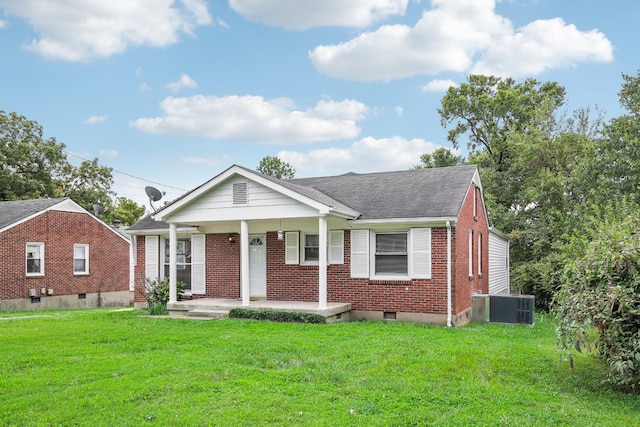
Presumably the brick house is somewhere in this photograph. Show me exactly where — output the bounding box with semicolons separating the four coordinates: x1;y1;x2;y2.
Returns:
0;198;132;310
127;164;502;326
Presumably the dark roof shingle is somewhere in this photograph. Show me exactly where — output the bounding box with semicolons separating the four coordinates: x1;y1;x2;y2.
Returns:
0;198;68;230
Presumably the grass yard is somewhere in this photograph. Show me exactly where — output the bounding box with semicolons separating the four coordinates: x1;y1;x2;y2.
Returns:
1;309;638;426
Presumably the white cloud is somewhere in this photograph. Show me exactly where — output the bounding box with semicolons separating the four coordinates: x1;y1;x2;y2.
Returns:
138;83;151;92
421;79;457;92
166;73;198;93
99;149;119;159
229;0;408;30
84;115;108;124
0;19;7;29
0;0;212;61
216;18;230;29
278;136;441;175
309;0;613;81
130;95;368;143
394;106;404;116
471;18;614;77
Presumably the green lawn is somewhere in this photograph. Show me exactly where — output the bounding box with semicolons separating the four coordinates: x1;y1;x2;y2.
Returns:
0;309;638;427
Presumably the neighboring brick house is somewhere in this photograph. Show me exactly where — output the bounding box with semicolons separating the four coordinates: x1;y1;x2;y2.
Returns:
128;164;498;326
0;198;132;310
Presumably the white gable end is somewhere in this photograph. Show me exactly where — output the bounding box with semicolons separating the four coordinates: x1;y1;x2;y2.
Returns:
167;176;321;223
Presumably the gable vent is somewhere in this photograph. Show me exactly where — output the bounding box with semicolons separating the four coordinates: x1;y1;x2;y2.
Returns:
233;182;248;205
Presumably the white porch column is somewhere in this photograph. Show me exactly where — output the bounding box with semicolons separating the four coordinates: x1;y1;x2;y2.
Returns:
240;220;250;306
169;223;177;303
318;215;328;309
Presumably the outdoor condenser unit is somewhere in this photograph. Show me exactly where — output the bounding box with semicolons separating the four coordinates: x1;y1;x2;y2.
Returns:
489;294;535;325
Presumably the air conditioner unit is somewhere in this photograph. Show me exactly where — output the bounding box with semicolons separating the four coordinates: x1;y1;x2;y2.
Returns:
489;295;535;325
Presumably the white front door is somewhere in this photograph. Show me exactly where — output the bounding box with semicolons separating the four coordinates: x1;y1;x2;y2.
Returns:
249;235;266;298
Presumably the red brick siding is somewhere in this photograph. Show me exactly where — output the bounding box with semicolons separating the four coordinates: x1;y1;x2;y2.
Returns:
266;229;451;315
0;211;129;300
133;233;241;302
451;185;489;314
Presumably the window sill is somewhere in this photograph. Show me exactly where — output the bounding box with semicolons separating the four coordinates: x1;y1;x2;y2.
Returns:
26;274;45;278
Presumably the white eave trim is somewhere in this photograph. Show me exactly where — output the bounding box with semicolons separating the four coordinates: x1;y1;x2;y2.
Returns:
126;226;199;236
350;217;458;227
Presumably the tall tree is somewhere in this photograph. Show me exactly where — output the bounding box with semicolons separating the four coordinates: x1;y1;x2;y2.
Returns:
413;147;465;169
438;75;566;172
257;156;296;179
0;110;146;224
0;110;68;200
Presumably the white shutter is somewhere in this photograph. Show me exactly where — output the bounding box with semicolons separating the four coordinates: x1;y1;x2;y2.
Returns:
328;230;344;264
145;236;159;282
350;229;369;278
410;228;431;279
285;231;299;264
191;234;206;294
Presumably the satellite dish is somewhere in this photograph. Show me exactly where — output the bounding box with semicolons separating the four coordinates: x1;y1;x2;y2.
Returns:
145;186;165;212
92;204;105;215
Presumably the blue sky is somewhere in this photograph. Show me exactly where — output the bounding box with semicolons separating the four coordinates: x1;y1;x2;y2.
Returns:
0;0;636;210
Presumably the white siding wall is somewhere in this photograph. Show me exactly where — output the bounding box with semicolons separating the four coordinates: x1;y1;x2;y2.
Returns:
168;177;320;222
488;229;510;294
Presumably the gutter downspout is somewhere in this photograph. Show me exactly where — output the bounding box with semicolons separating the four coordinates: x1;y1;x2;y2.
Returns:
446;221;452;328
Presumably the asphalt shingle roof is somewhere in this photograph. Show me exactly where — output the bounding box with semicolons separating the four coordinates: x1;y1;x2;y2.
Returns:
0;198;68;230
129;164;478;230
289;165;477;220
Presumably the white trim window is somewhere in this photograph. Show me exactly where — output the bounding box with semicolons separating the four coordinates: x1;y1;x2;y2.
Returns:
26;242;44;276
477;232;483;277
374;232;408;276
351;228;432;280
468;230;474;277
73;244;89;274
302;233;320;264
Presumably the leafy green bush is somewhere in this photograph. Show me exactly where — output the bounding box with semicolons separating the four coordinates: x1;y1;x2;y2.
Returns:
554;216;640;392
144;278;185;315
228;308;326;324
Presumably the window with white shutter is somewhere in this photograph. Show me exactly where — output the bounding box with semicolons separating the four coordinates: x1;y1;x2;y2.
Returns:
328;230;344;265
410;228;431;279
191;234;206;294
350;229;369;278
145;236;159;282
285;231;299;264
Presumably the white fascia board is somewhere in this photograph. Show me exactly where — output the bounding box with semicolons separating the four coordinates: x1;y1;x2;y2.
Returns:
126;226;199;236
156;165;341;221
350;217;458;227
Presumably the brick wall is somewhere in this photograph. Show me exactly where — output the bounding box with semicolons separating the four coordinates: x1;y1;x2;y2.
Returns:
266;229;452;315
0;211;130;301
451;184;489;314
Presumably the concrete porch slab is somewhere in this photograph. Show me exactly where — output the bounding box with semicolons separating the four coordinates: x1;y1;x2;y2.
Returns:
167;298;352;322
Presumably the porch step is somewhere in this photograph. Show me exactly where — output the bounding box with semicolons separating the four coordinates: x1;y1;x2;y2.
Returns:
186;309;229;319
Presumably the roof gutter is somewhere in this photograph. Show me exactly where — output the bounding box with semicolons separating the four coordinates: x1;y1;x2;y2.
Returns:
446;220;452;328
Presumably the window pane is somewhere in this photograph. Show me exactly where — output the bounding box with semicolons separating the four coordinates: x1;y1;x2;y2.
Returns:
27;259;41;273
27;245;40;259
305;234;319;261
74;259;86;272
305;247;319;261
74;246;85;259
375;255;408;274
376;234;407;253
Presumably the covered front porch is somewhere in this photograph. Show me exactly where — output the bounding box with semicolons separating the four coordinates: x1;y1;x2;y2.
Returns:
167;298;352;323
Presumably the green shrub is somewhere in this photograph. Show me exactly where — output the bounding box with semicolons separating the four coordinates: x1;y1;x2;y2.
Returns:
554;216;640;392
228;308;326;324
144;278;185;315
